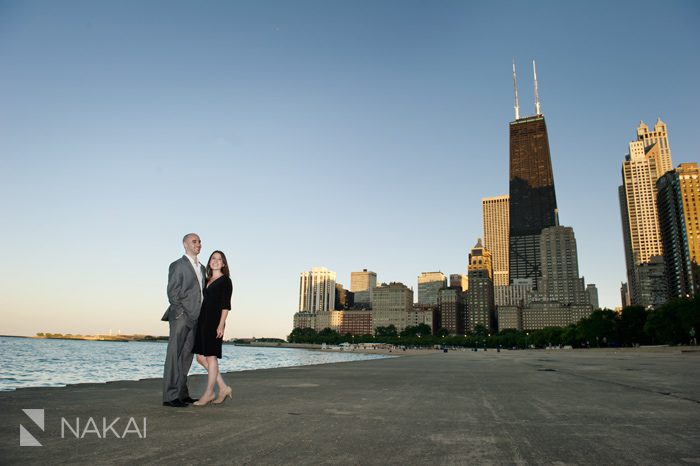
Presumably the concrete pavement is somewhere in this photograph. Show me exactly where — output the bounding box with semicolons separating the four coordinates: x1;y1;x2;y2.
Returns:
1;348;698;465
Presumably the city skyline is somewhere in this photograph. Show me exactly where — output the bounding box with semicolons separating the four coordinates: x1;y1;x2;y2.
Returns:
1;1;698;339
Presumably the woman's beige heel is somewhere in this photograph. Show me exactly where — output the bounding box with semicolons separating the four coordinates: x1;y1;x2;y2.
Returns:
213;386;232;404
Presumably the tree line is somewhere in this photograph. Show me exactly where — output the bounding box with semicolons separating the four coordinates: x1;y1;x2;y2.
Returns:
288;296;699;348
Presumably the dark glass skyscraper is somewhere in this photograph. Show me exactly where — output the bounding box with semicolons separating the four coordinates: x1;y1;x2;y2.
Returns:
508;114;559;290
656;163;700;299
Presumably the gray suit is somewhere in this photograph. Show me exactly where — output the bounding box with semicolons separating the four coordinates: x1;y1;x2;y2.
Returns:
162;255;206;403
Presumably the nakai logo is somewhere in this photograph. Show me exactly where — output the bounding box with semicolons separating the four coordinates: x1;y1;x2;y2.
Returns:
19;409;148;446
20;409;44;447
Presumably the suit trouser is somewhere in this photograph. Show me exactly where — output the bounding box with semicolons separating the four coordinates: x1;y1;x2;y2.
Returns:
162;316;196;402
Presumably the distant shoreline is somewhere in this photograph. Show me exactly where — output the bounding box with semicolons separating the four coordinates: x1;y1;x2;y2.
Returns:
2;335;697;355
0;334;166;342
0;335;421;356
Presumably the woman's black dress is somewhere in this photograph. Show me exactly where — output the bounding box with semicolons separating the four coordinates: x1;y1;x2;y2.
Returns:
193;276;233;359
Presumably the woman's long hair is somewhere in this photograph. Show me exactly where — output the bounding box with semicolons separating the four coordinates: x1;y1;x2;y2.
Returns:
206;250;230;279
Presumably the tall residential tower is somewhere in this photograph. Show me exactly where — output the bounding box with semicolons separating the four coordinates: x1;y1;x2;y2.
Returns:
619;119;672;307
298;267;336;313
656;163;700;298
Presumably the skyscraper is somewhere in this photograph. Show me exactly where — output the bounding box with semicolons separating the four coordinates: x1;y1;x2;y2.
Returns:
538;226;588;305
438;287;465;335
482;195;510;287
350;269;377;308
637;120;673;175
509;61;559;291
417;272;447;306
656;163;700;298
619;119;673;307
586;284;599;309
298;267;336;313
372;282;413;332
449;274;468;291
467;238;495;332
334;283;353;310
620;282;631;308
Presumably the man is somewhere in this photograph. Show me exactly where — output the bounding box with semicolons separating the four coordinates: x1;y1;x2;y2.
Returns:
162;233;206;407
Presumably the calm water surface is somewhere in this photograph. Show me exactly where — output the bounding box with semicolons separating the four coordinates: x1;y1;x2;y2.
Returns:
0;336;390;391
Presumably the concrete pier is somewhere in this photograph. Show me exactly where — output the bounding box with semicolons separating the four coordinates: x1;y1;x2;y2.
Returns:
1;348;698;464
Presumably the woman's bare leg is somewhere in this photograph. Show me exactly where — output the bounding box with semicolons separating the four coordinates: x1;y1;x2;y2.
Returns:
194;356;218;405
196;354;208;370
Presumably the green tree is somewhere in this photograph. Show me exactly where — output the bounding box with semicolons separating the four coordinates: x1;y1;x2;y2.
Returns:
435;327;450;338
561;324;578;346
576;309;617;346
288;327;318;343
317;328;340;344
645;297;700;344
400;324;432;338
617;306;648;346
375;325;398;338
531;327;564;348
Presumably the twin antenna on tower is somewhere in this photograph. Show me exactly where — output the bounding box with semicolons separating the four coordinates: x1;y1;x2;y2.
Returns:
512;59;541;120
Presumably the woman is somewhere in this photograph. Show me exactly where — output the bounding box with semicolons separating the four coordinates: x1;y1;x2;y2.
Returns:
192;250;233;406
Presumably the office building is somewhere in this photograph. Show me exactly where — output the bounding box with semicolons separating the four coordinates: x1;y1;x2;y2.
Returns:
538;226;588;305
483;195;510;287
351;269;377;308
292;312;316;330
417;272;447;306
635;257;668;308
496;306;522;332
494;280;532;307
467;238;495;332
586;284;599;309
438;287;465;335
298;267;336;313
372;282;413;333
408;304;435;332
657;163;700;298
334;283;353;310
509;62;559;291
521;303;594;331
337;310;373;336
620;282;631;308
498;302;593;332
449;274;468;291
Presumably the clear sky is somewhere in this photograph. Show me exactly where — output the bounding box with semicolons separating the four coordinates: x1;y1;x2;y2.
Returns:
1;0;698;339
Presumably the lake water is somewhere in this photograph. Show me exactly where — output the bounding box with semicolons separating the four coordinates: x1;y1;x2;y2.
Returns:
0;336;390;391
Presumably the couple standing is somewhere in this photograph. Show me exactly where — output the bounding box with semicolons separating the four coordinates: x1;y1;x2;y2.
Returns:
161;233;234;407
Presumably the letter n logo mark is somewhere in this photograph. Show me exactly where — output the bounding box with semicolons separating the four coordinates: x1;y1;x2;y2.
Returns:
20;409;44;447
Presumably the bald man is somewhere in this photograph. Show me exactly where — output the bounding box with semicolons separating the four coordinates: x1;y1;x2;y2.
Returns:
161;233;206;407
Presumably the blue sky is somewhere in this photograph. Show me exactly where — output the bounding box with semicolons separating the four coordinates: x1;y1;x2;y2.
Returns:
1;0;698;338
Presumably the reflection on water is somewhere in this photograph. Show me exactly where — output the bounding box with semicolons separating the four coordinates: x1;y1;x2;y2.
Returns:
0;337;390;391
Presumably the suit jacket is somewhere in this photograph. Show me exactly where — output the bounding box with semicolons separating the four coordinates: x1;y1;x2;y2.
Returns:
161;255;207;322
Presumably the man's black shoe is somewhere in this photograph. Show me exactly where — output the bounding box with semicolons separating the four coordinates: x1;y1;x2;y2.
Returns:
163;399;188;407
181;397;198;403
